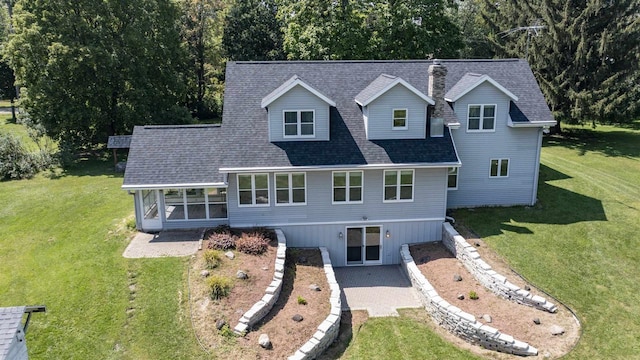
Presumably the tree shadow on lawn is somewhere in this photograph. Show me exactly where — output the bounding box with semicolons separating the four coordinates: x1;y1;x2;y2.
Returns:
452;164;607;237
48;156;125;180
544;126;640;158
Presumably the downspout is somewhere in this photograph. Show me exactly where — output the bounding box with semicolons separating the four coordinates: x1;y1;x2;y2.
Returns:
531;127;543;206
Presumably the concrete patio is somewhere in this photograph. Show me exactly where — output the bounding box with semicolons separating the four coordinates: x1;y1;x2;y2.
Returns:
334;265;422;317
123;229;203;258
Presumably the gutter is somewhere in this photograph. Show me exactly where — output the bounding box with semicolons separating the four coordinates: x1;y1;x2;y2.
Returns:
219;162;461;174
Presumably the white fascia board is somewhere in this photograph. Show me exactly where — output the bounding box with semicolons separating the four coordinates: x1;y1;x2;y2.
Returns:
507;115;557;128
121;182;228;190
446;122;461;129
220;162;461;173
261;77;336;108
358;78;435;106
445;75;519;102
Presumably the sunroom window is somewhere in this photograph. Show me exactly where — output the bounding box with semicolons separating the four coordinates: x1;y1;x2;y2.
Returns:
163;188;227;220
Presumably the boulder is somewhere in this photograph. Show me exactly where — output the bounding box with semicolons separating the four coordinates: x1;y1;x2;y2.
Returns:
292;314;304;322
533;318;541;325
258;333;271;349
216;319;226;330
200;270;210;278
453;274;463;282
482;314;492;323
309;284;321;291
457;294;465;300
550;325;565;335
225;251;235;260
236;270;248;280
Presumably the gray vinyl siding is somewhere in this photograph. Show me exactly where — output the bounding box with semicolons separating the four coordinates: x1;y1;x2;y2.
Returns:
227;168;447;227
447;82;541;208
366;85;427;140
267;85;330;141
278;220;442;267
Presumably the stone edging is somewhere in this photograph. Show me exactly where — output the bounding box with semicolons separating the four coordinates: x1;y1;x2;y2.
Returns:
288;247;342;360
442;223;557;313
233;229;287;334
400;244;538;356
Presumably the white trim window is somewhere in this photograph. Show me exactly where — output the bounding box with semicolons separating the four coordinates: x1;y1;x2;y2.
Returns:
275;172;306;205
392;108;408;129
163;188;227;221
384;169;414;202
467;104;496;132
283;110;315;137
333;171;363;203
447;167;458;190
237;174;270;206
490;159;509;178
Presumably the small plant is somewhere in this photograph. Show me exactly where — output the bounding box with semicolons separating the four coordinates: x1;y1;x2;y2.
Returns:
207;275;233;300
469;290;479;300
203;249;223;269
125;217;137;230
207;232;237;250
297;295;307;305
236;233;269;255
218;324;236;338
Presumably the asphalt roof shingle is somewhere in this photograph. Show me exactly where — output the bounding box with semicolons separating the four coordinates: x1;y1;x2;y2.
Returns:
0;306;25;358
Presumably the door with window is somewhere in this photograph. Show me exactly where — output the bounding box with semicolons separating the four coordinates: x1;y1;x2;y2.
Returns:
346;226;382;265
139;190;162;231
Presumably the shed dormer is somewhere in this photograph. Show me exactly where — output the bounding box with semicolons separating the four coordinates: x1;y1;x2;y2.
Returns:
262;75;335;142
355;74;434;140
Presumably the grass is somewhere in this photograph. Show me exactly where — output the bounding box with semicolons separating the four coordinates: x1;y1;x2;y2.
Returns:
452;121;640;359
0;154;207;358
0;99;13;107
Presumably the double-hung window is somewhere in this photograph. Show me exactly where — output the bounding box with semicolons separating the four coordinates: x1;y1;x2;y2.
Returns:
284;110;315;137
238;174;269;206
447;167;458;189
467;104;496;131
490;159;509;178
333;171;363;203
275;173;306;205
392;108;408;129
384;169;414;202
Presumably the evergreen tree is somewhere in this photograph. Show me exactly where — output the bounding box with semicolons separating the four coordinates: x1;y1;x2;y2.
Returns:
222;0;284;61
5;0;191;151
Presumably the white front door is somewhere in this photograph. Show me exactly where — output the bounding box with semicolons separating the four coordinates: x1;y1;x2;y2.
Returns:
139;190;162;231
346;226;382;266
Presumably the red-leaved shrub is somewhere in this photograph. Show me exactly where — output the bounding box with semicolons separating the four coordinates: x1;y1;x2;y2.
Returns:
207;232;237;250
235;233;269;255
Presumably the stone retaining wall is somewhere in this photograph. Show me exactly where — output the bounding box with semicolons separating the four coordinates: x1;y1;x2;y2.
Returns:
400;244;538;356
442;223;557;313
234;229;287;334
288;247;342;360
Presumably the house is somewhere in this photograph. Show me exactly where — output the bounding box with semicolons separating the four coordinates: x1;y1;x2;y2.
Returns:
122;59;555;267
0;306;46;360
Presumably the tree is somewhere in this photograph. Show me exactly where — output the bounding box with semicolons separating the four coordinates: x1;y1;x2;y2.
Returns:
0;1;17;122
5;0;191;152
222;0;284;61
479;0;640;130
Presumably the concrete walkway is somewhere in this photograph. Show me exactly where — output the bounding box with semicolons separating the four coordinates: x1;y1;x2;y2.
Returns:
123;230;203;258
334;265;422;317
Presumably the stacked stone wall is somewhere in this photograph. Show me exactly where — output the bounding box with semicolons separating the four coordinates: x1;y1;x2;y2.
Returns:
288;247;341;360
234;229;287;334
441;223;557;313
400;244;538;356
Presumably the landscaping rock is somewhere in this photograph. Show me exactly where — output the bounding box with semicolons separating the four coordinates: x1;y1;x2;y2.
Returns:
524;285;531;291
482;314;492;323
457;294;465;300
262;266;269;271
225;251;235;260
258;333;271;349
474;241;481;247
200;270;210;278
292;314;304;322
453;274;463;282
533;318;541;325
115;161;127;173
308;284;321;291
543;351;552;359
550;325;565;335
236;270;248;280
216;319;226;330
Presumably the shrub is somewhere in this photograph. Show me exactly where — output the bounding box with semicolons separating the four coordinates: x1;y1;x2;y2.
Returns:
235;233;269;255
203;249;223;269
218;323;236;338
207;276;233;300
469;290;479;300
297;295;307;305
252;227;276;241
0;133;39;180
207;232;237;250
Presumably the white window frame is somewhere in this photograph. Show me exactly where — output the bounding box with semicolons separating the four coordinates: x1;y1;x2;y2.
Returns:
447;167;458;190
489;158;510;178
466;104;497;132
274;172;307;206
383;169;415;203
163;187;228;221
283;109;316;138
237;173;270;207
332;171;364;204
392;108;408;130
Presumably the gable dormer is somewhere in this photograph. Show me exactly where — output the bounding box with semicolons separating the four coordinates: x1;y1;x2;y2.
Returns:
262;75;335;142
355;74;434;140
445;73;518;133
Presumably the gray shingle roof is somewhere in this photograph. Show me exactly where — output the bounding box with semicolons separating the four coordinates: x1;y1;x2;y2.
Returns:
0;306;25;358
123;125;225;187
124;59;553;186
444;73;483;101
354;74;398;105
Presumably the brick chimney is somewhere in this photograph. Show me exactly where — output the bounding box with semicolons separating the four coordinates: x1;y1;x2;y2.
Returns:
428;60;447;137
